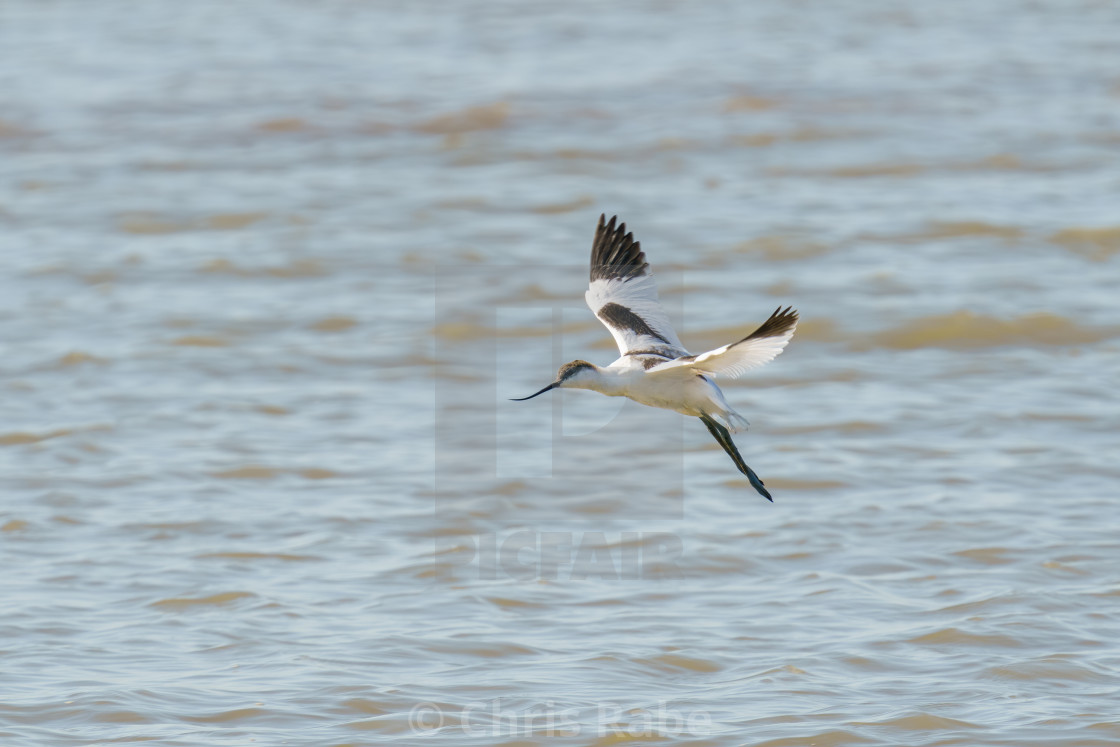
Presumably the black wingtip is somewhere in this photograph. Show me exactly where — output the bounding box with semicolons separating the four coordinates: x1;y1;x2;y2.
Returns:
742;305;799;343
590;213;649;282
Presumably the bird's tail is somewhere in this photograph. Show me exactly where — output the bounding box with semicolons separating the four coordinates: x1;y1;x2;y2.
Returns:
723;409;750;434
699;380;749;433
699;414;772;502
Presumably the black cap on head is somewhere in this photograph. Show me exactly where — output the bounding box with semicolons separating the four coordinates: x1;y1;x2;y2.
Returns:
557;360;594;381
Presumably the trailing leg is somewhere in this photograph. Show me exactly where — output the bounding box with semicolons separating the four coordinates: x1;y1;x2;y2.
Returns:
699;414;773;502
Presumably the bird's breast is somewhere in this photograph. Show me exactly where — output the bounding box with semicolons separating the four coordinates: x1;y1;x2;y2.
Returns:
621;372;709;416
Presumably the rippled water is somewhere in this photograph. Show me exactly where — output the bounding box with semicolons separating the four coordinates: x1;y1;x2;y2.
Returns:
3;1;1119;745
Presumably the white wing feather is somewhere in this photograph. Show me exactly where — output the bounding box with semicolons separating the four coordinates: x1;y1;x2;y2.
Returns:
585;275;685;356
585;215;687;358
687;328;795;377
584;217;797;373
651;306;798;379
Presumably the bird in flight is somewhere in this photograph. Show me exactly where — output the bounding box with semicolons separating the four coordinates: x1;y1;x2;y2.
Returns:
512;214;798;501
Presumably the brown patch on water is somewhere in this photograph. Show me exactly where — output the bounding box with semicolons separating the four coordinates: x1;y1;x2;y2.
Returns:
198;552;322;562
723;95;780;112
1041;560;1089;575
653;136;692;150
865;221;1024;244
207;212;268;230
728;128;863;148
92;711;149;724
763;279;795;296
357;120;395;136
508;147;600;162
526;146;620;162
967;153;1024;169
908;628;1022;648
0;119;35;137
200;258;325;277
788;318;836;342
1084;131;1120;146
119;212;268;234
645;653;723;673
1050;225;1120;261
753;730;872;747
83;270;118;285
869;310;1116;350
486;596;547;610
826;163;924;178
311;316;358;332
415;102;510;135
493;480;531;496
772;152;1070;179
211;465;339;480
586;731;688;746
57;351;107;367
529;196;595;214
435;197;491;211
852;713;985;730
435;320;591;341
557;146;617;160
953;547;1016;564
987;657;1108;681
0;428;74;446
507;283;573;303
791;127;867;141
118;214;190;234
150;591;257;609
213;466;279;479
455;249;486;263
772;421;882;435
300;468;337;480
264;258;326;277
255;117;311;133
767;161;924;178
951;153;1051;171
340;698;388;715
170;335;229;347
138;160;195;171
1019;412;1093;423
731;235;831;261
728;133;779;147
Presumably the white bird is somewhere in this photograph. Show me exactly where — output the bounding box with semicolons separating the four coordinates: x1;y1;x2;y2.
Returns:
512;214;798;502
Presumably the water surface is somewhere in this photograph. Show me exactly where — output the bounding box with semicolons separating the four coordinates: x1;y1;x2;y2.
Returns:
2;1;1119;745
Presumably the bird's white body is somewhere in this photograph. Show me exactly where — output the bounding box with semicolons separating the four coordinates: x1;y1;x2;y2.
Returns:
512;214;797;501
562;358;748;431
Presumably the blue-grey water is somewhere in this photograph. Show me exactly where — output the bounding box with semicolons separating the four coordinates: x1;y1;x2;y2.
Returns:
2;1;1119;745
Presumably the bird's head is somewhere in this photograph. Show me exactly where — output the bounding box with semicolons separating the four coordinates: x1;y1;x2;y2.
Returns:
510;360;599;401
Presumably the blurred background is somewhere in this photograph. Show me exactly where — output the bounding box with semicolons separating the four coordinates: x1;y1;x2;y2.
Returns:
2;1;1118;745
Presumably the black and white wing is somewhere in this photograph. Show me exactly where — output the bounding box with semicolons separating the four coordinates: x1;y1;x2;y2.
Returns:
585;214;688;363
652;306;798;379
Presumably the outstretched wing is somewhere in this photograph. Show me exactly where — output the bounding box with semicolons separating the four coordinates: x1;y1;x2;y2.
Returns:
653;306;798;379
585;214;687;360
